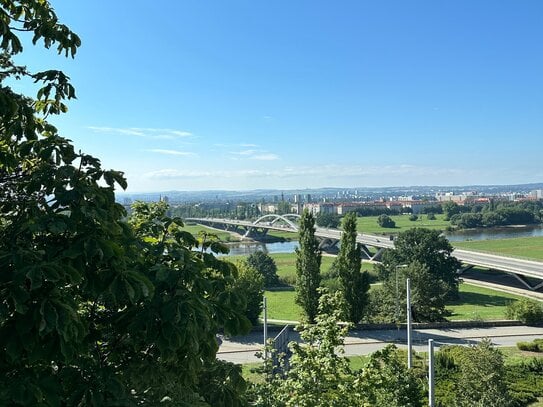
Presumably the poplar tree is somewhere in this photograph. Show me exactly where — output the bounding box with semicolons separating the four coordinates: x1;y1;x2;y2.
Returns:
295;210;321;323
337;212;370;323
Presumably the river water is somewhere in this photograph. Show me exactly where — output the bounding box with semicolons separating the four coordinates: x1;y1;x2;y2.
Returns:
224;225;543;256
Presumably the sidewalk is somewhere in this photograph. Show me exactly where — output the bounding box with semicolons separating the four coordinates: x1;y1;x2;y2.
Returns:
218;324;543;364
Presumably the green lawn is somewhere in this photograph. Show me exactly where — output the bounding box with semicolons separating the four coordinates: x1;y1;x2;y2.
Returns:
453;236;543;261
446;283;523;321
263;290;301;321
225;252;374;284
262;282;526;322
356;214;450;234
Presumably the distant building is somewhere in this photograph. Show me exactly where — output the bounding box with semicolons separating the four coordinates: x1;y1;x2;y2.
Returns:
258;203;278;214
303;203;336;215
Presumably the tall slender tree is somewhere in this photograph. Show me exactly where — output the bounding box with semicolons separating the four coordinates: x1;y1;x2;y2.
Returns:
337;212;370;323
295;210;321;323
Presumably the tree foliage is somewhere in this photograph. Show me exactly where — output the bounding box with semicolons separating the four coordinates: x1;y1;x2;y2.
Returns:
0;3;250;405
246;251;280;287
377;214;396;228
233;259;264;325
506;298;543;325
250;291;423;407
435;340;511;407
295;210;321;323
315;212;341;228
373;228;461;322
336;212;370;323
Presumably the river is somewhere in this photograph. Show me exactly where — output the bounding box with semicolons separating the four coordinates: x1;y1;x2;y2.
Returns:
223;225;543;256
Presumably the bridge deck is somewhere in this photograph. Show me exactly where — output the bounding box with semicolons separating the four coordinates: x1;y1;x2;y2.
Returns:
186;217;543;283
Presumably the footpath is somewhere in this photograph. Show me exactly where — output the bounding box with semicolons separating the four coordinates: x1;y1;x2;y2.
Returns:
217;324;543;364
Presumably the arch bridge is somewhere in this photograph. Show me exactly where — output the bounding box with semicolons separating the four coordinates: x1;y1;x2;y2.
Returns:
186;214;300;239
186;217;543;291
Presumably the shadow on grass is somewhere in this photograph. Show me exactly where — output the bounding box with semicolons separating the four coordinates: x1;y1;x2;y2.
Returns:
448;291;514;308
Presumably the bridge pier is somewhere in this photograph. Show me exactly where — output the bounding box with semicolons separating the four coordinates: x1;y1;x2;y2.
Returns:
371;248;385;262
359;244;373;260
243;227;269;239
317;238;339;253
509;273;543;291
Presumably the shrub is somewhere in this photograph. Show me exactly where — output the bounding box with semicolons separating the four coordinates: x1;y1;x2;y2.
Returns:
279;275;297;286
427;213;436;220
377;214;396;228
321;277;342;293
409;214;418;221
517;341;540;352
506;298;543;325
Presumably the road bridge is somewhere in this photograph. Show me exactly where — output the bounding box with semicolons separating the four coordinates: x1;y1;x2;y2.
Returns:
186;216;543;291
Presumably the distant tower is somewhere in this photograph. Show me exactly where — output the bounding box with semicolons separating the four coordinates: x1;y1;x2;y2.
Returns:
305;194;312;203
281;192;284;202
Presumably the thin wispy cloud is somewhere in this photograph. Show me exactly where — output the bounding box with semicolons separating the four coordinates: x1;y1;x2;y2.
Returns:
146;149;197;157
250;153;279;161
145;169;266;179
230;149;259;156
145;164;463;181
228;148;280;161
89;126;193;139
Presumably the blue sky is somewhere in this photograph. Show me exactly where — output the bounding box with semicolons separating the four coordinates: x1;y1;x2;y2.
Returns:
16;0;543;191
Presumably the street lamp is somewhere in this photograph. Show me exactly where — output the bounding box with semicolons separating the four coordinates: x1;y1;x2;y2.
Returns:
263;296;268;360
394;265;412;369
395;264;408;324
407;278;412;369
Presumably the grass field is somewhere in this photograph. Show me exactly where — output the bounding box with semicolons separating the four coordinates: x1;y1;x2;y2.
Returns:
261;282;525;322
224;252;374;282
356;214;450;234
453;236;543;261
447;283;522;320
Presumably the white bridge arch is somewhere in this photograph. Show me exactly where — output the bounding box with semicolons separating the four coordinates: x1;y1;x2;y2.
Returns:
251;213;301;232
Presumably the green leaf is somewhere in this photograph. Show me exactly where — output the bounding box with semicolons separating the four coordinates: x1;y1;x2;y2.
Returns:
26;267;43;290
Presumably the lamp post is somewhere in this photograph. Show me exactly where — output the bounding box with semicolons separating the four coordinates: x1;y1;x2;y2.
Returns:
395;264;408;324
428;339;435;406
407;278;412;369
263;296;268;360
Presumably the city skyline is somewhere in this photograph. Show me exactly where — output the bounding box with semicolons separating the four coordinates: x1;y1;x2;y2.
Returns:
17;1;543;191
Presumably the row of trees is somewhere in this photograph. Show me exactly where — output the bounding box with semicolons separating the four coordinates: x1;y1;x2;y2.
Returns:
444;200;543;227
294;211;371;324
293;210;461;324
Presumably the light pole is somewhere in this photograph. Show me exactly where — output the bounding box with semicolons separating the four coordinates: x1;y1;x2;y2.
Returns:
263;296;268;360
395;264;408;324
428;339;435;407
407;278;412;369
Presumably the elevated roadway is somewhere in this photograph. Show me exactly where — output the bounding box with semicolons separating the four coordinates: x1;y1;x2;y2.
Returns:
186;216;543;290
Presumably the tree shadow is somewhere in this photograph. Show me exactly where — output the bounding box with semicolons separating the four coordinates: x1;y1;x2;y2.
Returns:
448;291;514;308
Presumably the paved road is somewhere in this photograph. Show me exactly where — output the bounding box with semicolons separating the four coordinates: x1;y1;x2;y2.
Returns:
217;325;543;364
454;249;543;281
